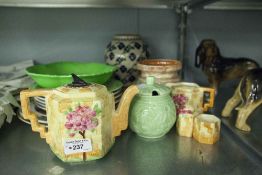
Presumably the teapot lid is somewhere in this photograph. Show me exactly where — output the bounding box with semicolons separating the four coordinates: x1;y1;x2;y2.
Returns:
67;74;91;87
138;76;171;96
55;74;105;95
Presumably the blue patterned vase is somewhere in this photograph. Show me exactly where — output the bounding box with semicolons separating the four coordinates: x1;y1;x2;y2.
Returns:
105;34;148;86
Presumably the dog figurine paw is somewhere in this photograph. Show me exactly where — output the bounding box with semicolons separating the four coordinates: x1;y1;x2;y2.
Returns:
222;68;262;132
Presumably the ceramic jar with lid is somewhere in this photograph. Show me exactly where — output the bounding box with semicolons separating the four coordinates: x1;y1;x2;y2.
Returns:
105;34;148;86
129;76;176;138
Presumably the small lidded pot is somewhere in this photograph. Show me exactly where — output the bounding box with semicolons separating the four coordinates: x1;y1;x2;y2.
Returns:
129;76;176;138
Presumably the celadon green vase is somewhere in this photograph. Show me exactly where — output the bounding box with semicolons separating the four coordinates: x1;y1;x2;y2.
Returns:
129;76;176;138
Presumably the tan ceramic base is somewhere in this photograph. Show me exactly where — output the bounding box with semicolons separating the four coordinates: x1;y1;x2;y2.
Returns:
176;114;194;138
222;82;262;132
193;114;220;144
138;77;181;85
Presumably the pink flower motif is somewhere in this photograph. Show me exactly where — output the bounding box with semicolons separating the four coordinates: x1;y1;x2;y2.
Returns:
178;109;192;114
69;133;75;137
173;94;192;115
66;114;73;120
64;105;99;137
65;122;73;129
75;122;81;127
81;125;87;131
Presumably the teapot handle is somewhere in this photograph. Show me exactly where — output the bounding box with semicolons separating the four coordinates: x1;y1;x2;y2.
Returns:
200;87;215;112
112;85;139;137
20;89;51;141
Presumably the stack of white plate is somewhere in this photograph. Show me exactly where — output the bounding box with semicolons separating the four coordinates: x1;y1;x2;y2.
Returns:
112;87;123;107
17;102;48;128
105;79;124;107
34;96;46;111
31;79;124;111
18;79;124;127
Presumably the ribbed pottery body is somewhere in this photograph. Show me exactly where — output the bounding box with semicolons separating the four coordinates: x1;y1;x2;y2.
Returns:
129;94;176;138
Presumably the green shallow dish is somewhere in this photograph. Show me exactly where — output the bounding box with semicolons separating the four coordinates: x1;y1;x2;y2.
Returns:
26;62;117;88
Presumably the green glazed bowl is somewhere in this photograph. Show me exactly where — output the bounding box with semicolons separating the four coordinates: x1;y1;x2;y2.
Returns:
26;61;117;88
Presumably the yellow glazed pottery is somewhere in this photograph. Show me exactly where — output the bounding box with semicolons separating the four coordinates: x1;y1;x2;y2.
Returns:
166;82;215;138
193;114;221;144
166;82;215;115
20;74;138;162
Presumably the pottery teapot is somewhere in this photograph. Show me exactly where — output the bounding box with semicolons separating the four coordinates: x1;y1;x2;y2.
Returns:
20;74;138;162
129;76;176;138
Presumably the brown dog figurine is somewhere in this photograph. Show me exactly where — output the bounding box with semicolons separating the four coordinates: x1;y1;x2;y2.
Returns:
195;39;259;91
222;68;262;132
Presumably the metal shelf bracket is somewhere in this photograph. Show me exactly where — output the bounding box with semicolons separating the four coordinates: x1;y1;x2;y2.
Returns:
176;3;190;80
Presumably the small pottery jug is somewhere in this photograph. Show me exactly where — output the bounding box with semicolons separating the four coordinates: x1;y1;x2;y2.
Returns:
166;82;215;116
20;74;139;162
129;76;176;138
105;34;148;86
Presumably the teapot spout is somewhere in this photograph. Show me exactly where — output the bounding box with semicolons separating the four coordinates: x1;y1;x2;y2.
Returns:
112;85;139;137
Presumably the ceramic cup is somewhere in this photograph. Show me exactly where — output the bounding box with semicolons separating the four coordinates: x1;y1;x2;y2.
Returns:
176;112;194;138
193;114;221;144
166;82;215;116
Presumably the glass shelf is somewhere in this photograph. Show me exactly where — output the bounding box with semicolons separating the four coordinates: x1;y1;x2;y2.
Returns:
204;0;262;10
0;0;189;8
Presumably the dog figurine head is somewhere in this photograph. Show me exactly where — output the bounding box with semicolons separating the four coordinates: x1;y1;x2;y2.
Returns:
195;39;221;69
